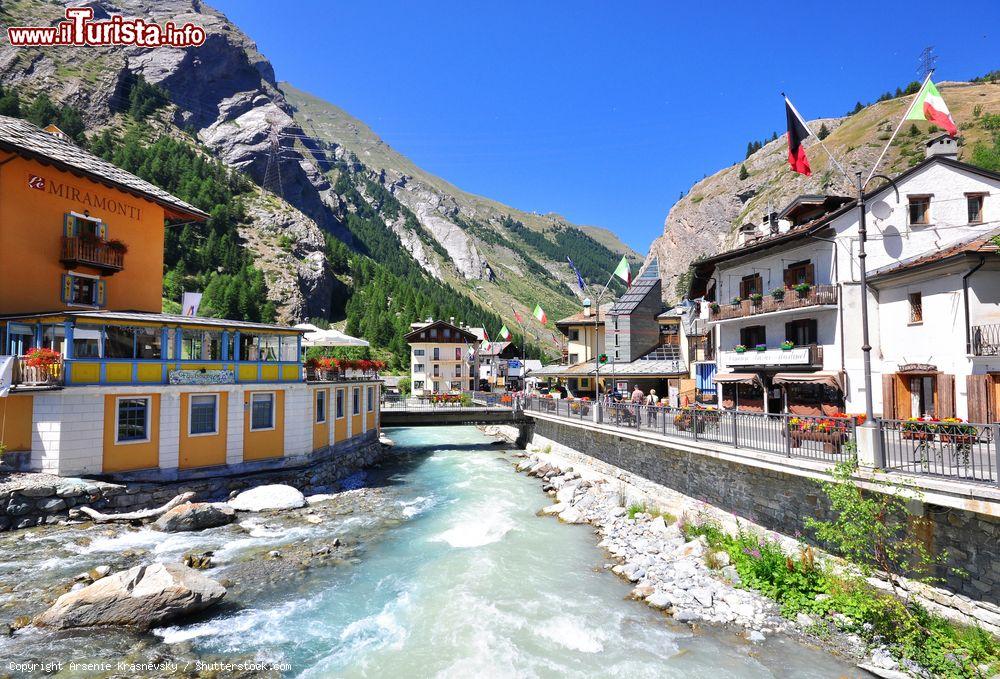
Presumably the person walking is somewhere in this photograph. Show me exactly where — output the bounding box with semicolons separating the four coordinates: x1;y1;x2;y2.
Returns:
630;385;644;425
645;388;658;426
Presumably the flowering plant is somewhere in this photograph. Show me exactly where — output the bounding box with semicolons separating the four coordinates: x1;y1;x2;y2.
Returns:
23;347;61;367
709;302;720;313
771;288;785;300
731;297;742;306
733;344;747;353
754;343;767;352
780;340;795;350
793;282;812;294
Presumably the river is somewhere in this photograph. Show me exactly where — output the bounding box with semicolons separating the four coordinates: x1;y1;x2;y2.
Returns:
0;426;857;677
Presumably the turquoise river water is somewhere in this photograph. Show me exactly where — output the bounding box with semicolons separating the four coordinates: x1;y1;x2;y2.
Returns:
0;426;860;677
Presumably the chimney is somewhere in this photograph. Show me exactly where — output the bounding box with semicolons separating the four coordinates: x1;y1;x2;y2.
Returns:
583;298;592;317
449;316;455;325
925;133;958;159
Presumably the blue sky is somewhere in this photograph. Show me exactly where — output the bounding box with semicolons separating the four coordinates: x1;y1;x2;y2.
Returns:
212;0;999;253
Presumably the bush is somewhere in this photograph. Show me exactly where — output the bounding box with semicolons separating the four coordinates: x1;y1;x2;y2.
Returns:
398;377;411;395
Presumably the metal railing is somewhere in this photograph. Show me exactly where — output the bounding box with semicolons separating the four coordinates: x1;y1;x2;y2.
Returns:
710;284;838;321
879;418;998;483
970;324;1000;356
523;397;856;463
381;391;512;411
60;236;125;273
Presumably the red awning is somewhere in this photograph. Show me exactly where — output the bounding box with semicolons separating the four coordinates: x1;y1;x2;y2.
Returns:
712;373;761;386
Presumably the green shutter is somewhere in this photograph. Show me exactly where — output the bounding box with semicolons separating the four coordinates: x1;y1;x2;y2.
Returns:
60;274;72;303
96;280;106;307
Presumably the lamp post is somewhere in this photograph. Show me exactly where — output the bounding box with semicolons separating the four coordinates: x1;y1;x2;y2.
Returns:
855;171;899;467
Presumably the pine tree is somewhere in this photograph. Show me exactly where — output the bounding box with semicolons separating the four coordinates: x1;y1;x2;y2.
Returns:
818;123;830;140
738;164;749;180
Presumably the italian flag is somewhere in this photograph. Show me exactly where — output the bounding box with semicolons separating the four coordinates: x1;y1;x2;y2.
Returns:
614;255;631;286
905;79;958;137
498;324;511;340
533;304;548;324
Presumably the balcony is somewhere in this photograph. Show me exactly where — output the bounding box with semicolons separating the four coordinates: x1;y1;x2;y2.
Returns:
11;356;64;388
970;324;1000;356
710;285;838;321
719;343;823;369
60;236;124;274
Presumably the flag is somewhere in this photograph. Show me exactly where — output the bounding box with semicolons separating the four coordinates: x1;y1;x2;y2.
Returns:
533;304;548;324
613;255;631;285
905;78;958;137
511;306;524;324
784;96;812;176
498;324;511;340
0;356;12;398
566;256;586;292
181;291;202;317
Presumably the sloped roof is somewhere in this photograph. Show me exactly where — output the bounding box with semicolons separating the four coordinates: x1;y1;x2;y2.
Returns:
0;310;303;333
869;228;1000;282
609;258;661;316
403;319;478;342
0;115;207;220
555;303;613;326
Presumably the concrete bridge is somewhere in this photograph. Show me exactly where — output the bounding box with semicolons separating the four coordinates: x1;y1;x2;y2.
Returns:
379;396;533;443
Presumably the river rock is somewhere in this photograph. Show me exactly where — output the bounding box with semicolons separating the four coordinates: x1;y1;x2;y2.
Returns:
153;503;237;532
646;592;672;609
229;485;306;512
34;563;225;630
558;507;585;524
541;503;567;516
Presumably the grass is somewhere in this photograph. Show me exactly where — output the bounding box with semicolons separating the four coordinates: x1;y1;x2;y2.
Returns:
680;518;1000;678
627;502;676;524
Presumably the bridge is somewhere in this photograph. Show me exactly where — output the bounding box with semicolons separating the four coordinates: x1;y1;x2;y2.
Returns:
379;393;531;431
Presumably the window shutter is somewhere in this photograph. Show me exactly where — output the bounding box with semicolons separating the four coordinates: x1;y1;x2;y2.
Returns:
936;373;955;419
783;268;795;289
966;374;989;423
96;280;107;307
894;375;912;419
97;221;107;239
881;374;895;418
804;262;815;285
63;213;76;237
753;273;762;295
60;274;72;303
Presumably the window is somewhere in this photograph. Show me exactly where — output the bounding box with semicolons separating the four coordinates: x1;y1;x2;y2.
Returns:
316;390;327;424
908;195;931;225
413;380;424;391
352;387;360;415
413;349;425;357
280;337;298;362
7;324;35;355
250;393;275;431
413;363;425;374
42;325;66;354
739;273;763;299
430;329;438;339
908;292;923;324
181;330;223;360
136;328;161;359
443;328;451;338
910;375;936;418
116;397;150;443
784;319;818;346
367;386;375;412
69;274;99;305
783;260;814;287
260;335;280;361
433;365;440;377
433;347;440;360
454;347;462;360
189;394;219;436
967;194;985;224
740;325;766;347
455;364;462;377
72;326;101;358
336;389;345;419
568;329;580;342
568;353;580;364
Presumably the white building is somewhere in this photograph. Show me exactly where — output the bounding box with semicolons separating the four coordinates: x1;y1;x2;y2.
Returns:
690;137;1000;419
404;319;480;395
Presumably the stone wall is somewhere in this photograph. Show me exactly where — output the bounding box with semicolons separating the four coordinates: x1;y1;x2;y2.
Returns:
525;417;1000;617
0;431;383;532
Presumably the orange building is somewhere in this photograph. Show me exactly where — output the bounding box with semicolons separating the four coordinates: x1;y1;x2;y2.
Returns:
0;115;379;478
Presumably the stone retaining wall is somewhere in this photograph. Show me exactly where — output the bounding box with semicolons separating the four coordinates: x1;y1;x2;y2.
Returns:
0;431;383;532
501;419;1000;632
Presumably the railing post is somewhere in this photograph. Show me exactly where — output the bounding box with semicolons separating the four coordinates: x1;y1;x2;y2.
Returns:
731;411;739;448
993;423;1000;485
784;413;792;457
662;407;668;436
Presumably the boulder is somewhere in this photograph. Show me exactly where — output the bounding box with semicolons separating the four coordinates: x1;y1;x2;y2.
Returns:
153;503;236;532
34;563;225;630
228;485;306;512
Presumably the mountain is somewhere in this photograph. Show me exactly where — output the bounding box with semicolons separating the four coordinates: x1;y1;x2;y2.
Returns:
647;78;1000;301
0;0;638;362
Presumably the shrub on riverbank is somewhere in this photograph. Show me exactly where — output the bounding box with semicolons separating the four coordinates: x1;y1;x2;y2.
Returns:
681;519;1000;677
626;502;676;523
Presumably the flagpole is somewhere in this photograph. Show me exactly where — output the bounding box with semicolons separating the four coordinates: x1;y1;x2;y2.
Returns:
865;72;932;185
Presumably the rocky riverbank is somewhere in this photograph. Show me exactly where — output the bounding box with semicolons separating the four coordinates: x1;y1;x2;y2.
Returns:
508;445;883;671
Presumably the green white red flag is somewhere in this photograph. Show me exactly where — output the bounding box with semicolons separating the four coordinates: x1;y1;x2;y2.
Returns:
613;255;631;285
498;324;511;340
533;304;547;324
904;79;957;137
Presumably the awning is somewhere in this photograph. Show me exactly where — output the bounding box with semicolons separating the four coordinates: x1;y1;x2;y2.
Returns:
772;371;843;391
712;372;761;386
294;323;370;348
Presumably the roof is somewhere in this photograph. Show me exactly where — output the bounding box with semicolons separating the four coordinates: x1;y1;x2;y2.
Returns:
479;341;514;357
527;361;596;377
403;319;478;343
869;228;1000;282
0;115;207;221
778;194;852;223
555;303;613;327
0;310;304;333
609;258;661;316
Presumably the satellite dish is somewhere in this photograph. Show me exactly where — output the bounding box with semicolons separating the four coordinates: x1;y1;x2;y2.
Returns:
871;200;893;220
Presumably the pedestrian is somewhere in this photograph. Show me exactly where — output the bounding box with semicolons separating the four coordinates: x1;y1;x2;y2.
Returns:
630;385;644;424
645;388;658;425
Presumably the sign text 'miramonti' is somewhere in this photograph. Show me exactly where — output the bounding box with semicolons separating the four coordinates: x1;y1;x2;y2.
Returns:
41;175;142;220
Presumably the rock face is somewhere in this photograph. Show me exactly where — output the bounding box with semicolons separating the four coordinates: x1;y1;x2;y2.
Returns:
229;484;306;512
34;563;225;630
153;502;236;533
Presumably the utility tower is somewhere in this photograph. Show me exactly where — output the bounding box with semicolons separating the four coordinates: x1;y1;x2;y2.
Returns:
917;46;937;80
262;116;284;199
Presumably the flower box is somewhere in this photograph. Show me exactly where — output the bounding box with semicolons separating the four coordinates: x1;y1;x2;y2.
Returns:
901;430;934;442
939;433;977;446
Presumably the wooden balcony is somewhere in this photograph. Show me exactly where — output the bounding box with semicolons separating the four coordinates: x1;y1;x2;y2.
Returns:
12;357;64;387
710;285;838;321
60;236;124;274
